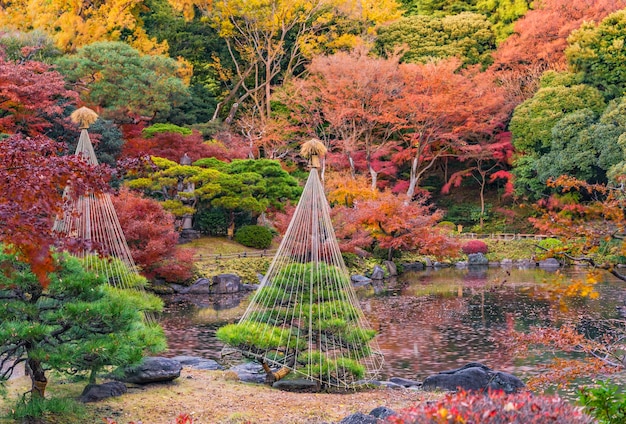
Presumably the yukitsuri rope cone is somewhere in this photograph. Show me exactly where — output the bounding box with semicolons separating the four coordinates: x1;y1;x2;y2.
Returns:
53;107;154;322
218;139;384;389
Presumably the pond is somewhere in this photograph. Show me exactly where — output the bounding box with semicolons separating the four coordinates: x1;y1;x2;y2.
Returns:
158;266;626;390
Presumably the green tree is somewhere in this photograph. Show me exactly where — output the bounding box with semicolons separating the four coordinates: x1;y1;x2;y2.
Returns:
55;41;190;120
127;157;301;233
509;71;606;198
566;9;626;100
0;249;165;399
141;0;225;124
375;12;496;68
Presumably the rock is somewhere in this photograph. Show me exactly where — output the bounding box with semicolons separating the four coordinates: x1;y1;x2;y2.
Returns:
455;261;468;268
516;259;536;268
183;278;211;294
376;381;404;389
538;258;561;269
370;265;385;280
369;406;396;420
170;283;188;293
351;275;372;287
401;262;424;271
339;412;378;424
120;357;182;384
273;378;319;391
229;362;266;384
389;377;421;388
383;261;397;276
211;274;242;294
467;253;489;266
500;258;513;267
241;283;260;291
257;273;266;283
171;356;223;371
80;381;127;403
424;257;434;267
422;362;524;394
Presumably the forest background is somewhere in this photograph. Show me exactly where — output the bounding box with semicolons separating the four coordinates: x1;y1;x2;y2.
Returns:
1;0;626;284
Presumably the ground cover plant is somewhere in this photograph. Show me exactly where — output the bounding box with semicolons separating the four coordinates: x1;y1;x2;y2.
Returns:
388;390;594;423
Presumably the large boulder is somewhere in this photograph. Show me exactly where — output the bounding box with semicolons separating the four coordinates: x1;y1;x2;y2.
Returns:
182;278;211;294
351;275;373;287
120;357;182;384
402;261;425;271
171;355;223;371
467;253;489;266
422;362;524;394
383;261;398;276
229;362;266;384
80;381;127;403
339;412;378;424
370;265;385;280
538;258;561;269
211;273;242;294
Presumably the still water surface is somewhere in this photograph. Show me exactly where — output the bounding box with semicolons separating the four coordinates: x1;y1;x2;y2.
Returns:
159;266;625;387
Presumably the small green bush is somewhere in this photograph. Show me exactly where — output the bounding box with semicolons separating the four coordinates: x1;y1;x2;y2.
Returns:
578;380;626;423
195;208;229;236
142;123;192;138
536;237;564;254
234;225;273;249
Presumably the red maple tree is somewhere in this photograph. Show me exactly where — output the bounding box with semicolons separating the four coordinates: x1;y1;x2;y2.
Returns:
0;134;111;286
0;56;78;136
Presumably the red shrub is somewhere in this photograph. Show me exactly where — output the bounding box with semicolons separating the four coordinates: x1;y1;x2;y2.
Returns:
111;189;195;283
388;390;593;424
462;239;488;255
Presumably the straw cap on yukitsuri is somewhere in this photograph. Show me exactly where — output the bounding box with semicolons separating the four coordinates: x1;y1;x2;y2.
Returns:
300;138;327;168
70;106;99;129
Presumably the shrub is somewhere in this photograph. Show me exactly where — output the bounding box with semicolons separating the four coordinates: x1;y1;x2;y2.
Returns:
462;239;488;255
234;225;273;249
389;390;594;424
142;123;192;138
195;208;229;236
578;380;626;423
536;237;564;254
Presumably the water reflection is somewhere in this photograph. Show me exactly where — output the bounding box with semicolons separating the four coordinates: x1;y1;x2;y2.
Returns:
159;267;625;386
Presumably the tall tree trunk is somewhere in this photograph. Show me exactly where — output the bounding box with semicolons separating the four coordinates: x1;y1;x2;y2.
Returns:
406;157;419;200
26;358;47;399
369;166;378;191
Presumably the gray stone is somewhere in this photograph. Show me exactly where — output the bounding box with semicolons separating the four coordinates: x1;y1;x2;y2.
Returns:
80;381;127;403
339;412;378;424
538;258;561;269
424;257;434;267
500;258;513;267
171;356;223;371
376;381;404;389
467;253;489;266
229;362;266;384
370;265;385;280
383;261;397;276
183;278;211;294
369;406;396;419
455;261;468;268
273;378;318;391
389;377;421;387
241;283;260;291
422;362;524;394
401;262;425;271
351;275;372;287
120;357;181;384
516;259;536;268
211;274;241;294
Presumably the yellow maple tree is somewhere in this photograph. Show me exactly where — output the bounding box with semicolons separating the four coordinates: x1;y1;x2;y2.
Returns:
0;0;167;54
